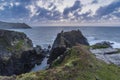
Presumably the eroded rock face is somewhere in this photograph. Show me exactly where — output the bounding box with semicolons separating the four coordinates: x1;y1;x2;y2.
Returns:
0;29;44;76
48;30;89;64
52;30;89;49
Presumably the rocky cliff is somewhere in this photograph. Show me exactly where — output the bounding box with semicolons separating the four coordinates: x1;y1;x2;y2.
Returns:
2;45;120;80
0;30;120;80
0;21;31;29
52;30;89;49
48;30;89;64
0;29;44;76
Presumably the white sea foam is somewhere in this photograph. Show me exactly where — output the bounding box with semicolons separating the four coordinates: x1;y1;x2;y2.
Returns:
87;37;120;49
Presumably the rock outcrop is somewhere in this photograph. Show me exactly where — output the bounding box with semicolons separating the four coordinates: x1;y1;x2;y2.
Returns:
0;21;31;29
90;42;120;66
52;30;89;49
0;30;120;80
48;30;89;64
2;45;120;80
91;41;112;49
0;29;44;76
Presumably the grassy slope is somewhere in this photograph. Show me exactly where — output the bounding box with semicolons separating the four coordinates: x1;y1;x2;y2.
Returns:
1;45;120;80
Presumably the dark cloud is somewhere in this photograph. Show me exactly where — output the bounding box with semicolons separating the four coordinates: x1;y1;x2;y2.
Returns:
63;0;82;18
91;0;98;4
0;3;29;20
95;1;120;19
0;0;32;21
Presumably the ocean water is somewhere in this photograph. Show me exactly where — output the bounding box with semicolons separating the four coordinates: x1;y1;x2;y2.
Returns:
10;27;120;48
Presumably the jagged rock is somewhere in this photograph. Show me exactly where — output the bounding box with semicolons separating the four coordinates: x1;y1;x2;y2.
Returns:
0;29;44;76
48;47;67;64
52;30;89;49
48;30;89;64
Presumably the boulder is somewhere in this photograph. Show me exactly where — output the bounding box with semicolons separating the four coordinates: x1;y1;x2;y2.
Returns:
48;30;89;64
0;29;44;76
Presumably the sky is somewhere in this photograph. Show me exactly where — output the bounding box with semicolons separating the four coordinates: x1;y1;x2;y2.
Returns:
0;0;120;26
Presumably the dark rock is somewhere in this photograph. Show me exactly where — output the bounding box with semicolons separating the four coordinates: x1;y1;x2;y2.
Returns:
48;47;67;64
34;45;42;55
0;29;44;76
48;30;89;64
52;30;89;49
0;21;31;29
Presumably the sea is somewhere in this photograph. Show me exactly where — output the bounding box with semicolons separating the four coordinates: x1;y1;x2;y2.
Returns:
10;26;120;49
7;26;120;72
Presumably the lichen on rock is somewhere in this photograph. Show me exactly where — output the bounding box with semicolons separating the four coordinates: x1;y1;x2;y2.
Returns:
0;29;44;76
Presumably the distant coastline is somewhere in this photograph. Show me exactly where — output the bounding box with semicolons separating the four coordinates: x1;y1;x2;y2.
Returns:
0;21;31;29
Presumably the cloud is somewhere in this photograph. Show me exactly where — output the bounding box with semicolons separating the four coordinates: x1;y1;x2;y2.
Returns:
0;0;120;24
91;0;98;4
63;0;82;18
26;5;37;18
95;0;120;19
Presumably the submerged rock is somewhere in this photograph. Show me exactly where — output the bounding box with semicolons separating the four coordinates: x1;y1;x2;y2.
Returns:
48;30;89;64
0;29;44;76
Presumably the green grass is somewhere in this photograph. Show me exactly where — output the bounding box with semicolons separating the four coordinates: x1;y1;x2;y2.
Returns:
91;44;110;49
15;40;24;50
6;40;24;52
1;45;120;80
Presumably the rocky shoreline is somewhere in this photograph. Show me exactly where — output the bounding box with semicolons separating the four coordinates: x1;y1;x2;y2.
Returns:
90;41;120;66
0;29;120;80
0;29;47;76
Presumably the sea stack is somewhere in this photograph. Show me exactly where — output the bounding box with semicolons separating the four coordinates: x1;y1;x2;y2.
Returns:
48;30;89;64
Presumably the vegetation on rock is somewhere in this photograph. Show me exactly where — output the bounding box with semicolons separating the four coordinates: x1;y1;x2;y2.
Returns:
1;45;120;80
0;30;120;80
0;29;44;76
91;41;112;49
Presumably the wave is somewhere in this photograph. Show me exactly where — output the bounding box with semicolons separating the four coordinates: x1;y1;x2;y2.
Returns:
87;36;120;48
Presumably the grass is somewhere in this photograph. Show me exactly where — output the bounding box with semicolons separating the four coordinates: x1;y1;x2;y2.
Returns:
91;44;110;49
6;40;24;52
15;40;24;50
1;45;120;80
